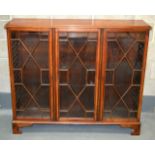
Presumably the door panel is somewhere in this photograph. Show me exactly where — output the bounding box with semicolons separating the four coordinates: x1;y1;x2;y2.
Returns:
58;31;98;119
103;31;146;119
11;31;51;119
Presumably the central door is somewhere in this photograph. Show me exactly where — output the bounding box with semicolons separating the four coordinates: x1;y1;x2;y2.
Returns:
56;30;100;120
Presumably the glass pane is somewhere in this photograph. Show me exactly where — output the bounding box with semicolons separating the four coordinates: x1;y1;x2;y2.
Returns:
60;86;75;110
117;33;135;52
11;31;50;118
33;40;49;68
106;41;123;69
23;57;40;94
69;59;86;94
42;70;49;84
115;58;132;96
14;69;22;83
59;32;97;118
87;70;95;84
105;71;113;84
79;86;94;111
59;70;68;84
103;32;145;119
15;85;30;110
79;41;97;69
127;41;144;69
12;40;29;68
35;86;49;109
104;86;119;111
20;31;40;52
59;38;76;69
123;86;140;111
112;101;129;118
133;71;141;84
68;33;87;52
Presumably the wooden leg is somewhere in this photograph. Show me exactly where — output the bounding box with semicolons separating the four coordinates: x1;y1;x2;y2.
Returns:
12;123;22;134
12;122;33;134
120;123;141;136
131;124;141;136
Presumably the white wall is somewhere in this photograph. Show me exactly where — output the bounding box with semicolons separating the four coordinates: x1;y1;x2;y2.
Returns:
0;15;155;96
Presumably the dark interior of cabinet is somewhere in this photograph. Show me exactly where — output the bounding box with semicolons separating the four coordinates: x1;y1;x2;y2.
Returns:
58;32;98;118
11;31;50;118
103;32;145;119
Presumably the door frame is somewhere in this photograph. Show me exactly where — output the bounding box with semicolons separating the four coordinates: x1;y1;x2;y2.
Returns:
100;28;150;122
7;28;53;121
54;28;101;121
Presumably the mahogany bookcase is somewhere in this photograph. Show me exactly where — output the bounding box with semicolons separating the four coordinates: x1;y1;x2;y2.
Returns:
5;19;151;135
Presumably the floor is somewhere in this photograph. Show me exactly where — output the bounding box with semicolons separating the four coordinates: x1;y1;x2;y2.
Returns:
0;110;155;140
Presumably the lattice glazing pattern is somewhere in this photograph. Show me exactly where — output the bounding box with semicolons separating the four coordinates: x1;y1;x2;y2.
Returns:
103;32;145;119
59;32;97;118
11;31;50;118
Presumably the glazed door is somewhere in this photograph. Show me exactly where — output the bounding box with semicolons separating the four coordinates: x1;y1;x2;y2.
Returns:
56;30;100;120
10;31;51;119
102;30;146;120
